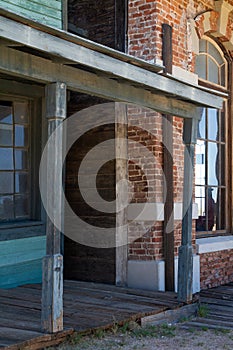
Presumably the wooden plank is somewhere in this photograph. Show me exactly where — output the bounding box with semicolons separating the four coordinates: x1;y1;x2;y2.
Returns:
141;303;198;326
0;46;202;120
0;14;223;109
0;7;163;74
0;2;62;29
0;78;44;98
41;83;66;333
115;102;128;286
115;0;127;52
0;329;73;350
178;117;199;302
0;0;62;18
64;280;177;299
162;23;174;292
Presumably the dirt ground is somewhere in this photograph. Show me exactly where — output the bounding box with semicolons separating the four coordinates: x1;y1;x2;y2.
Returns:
56;323;233;350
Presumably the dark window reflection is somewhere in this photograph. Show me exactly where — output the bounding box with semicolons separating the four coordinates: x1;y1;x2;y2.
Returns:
0;195;14;221
0;172;14;194
0;101;30;222
0;148;14;170
15;125;28;147
0;124;13;146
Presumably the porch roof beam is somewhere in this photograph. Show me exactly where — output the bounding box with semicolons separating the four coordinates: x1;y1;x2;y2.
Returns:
0;12;223;110
0;46;201;119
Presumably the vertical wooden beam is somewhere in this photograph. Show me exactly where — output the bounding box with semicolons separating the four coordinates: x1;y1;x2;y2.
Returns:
162;23;174;292
41;82;66;333
178;116;199;303
115;0;127;52
62;0;68;31
115;102;128;286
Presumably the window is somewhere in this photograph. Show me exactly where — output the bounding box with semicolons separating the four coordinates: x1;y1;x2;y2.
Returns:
0;101;30;222
195;38;228;234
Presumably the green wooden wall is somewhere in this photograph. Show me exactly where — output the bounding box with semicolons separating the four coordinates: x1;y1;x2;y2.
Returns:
0;0;63;29
0;236;46;288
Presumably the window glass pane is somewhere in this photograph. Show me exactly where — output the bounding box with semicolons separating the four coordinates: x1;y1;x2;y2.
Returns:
195;186;206;231
15;172;29;193
208;42;224;65
14;102;29;124
207;109;218;141
208;57;219;84
0;195;14;221
195;140;205;185
208;142;219;186
221;144;225;186
0;172;14;194
0;148;13;170
0;123;13;146
220;110;225;142
199;39;206;53
15;195;29;218
0;105;13;124
15;125;28;147
15;150;28;170
198;109;206;139
207;187;216;231
195;55;206;80
221;65;226;87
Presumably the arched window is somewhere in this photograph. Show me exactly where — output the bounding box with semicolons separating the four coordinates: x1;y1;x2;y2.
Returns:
195;38;228;235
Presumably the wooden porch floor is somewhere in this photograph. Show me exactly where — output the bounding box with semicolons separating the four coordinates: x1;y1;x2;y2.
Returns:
1;281;233;349
0;280;180;349
181;282;233;330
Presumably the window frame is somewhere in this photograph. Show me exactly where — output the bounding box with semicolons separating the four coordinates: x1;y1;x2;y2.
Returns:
195;37;231;238
0;93;45;240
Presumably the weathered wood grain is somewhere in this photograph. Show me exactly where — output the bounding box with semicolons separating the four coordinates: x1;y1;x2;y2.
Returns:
0;280;180;348
115;103;128;286
0;0;62;29
0;13;223;110
0;46;208;120
178;117;199;302
41;83;67;333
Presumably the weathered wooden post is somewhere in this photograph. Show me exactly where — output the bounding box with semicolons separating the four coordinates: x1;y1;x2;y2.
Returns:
115;102;128;286
178;116;199;303
41;82;66;333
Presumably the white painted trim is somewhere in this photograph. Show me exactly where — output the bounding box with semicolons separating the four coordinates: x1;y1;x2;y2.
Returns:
127;255;200;293
127;202;198;221
196;235;233;254
172;66;198;85
174;255;200;293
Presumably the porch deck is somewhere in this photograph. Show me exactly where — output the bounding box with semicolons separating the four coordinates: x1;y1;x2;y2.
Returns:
0;280;180;349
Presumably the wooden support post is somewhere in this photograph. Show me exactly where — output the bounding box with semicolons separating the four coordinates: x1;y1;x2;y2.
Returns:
162;23;174;292
115;103;128;286
41;82;66;333
178;117;199;303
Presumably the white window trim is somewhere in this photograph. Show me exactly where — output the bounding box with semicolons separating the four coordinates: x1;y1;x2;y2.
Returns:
196;235;233;254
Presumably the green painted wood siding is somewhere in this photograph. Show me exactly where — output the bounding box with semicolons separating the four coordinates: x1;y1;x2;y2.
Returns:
0;236;46;288
0;0;62;29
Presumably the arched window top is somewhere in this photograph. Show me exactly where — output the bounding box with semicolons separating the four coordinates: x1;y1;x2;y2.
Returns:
195;38;227;88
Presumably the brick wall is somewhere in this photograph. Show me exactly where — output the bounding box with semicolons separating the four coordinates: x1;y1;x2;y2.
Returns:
200;250;233;289
127;0;233;277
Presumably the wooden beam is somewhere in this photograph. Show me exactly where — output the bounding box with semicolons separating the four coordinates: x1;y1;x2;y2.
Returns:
115;0;127;52
0;78;44;97
41;83;66;333
0;14;223;109
162;23;174;292
0;46;202;119
177;116;199;303
115;102;128;286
